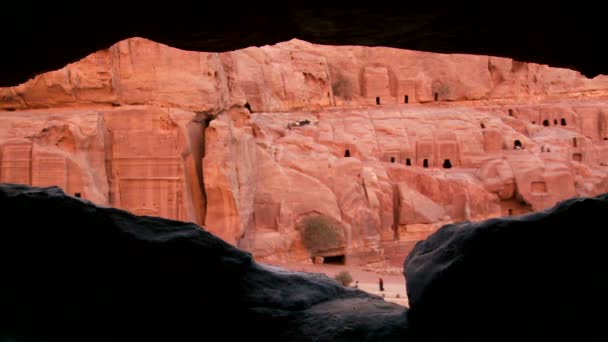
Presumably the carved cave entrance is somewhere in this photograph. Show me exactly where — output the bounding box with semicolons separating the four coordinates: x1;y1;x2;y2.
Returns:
323;255;345;265
514;140;523;149
434;93;438;101
404;95;409;104
543;120;549;126
406;158;411;166
345;149;351;157
376;97;380;105
561;118;567;126
443;159;452;169
390;157;395;163
423;159;429;168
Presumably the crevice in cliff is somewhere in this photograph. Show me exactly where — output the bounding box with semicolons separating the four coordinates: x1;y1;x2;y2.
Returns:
392;183;400;240
192;111;218;225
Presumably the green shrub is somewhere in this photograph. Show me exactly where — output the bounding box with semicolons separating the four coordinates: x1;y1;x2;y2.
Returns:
297;215;345;255
331;69;353;100
334;271;353;287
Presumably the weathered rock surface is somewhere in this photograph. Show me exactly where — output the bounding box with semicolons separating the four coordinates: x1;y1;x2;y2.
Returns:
404;193;608;340
2;38;608;265
3;38;608;113
0;184;407;341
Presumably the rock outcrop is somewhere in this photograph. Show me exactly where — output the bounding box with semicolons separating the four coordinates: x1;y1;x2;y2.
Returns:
0;184;408;341
404;193;608;340
2;38;608;265
3;38;608;113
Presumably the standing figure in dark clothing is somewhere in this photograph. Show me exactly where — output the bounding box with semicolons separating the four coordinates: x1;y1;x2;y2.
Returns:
379;278;384;292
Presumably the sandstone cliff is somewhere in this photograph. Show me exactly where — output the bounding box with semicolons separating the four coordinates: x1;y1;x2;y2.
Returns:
1;38;607;264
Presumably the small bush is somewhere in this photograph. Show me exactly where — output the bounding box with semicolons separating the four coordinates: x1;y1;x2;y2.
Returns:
334;271;353;287
431;82;450;98
297;215;345;255
331;69;353;100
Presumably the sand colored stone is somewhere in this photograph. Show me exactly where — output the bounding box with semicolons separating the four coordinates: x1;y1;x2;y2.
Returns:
2;38;608;265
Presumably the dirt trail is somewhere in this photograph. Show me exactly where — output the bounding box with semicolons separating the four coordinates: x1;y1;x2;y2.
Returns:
266;262;409;307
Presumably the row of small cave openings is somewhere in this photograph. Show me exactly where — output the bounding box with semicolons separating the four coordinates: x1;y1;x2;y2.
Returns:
508;109;568;126
374;93;440;105
344;149;452;168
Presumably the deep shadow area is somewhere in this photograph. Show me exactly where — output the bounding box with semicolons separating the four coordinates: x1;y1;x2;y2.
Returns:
405;193;608;340
0;184;408;341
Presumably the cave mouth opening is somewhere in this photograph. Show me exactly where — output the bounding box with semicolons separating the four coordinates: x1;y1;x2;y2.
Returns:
390;156;395;163
406;158;411;166
423;159;429;168
543;120;549;126
404;95;409;104
443;159;452;169
345;149;351;157
514;140;523;149
323;255;345;265
376;97;380;105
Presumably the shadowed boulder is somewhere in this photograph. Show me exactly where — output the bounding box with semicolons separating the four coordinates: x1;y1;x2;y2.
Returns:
404;193;608;340
0;184;407;341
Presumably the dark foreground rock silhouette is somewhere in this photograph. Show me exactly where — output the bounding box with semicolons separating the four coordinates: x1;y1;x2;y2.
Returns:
4;183;607;341
0;184;407;341
405;193;608;340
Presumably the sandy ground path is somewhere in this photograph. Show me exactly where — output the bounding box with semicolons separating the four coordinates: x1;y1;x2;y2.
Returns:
264;262;410;307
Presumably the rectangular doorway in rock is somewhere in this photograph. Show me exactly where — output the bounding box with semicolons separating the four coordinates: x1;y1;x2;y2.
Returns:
404;95;409;104
323;255;345;265
423;159;429;168
531;181;547;193
434;93;438;101
406;158;411;166
74;193;81;198
572;153;583;162
376;97;380;105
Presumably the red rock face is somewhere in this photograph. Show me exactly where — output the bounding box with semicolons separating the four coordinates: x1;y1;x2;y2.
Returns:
2;38;608;265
